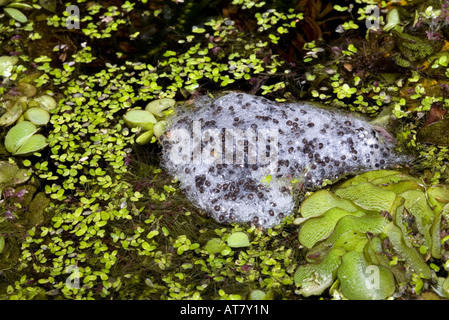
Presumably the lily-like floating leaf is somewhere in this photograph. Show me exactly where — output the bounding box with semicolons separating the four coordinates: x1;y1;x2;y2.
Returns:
306;215;387;263
0;100;23;126
384;222;431;278
383;8;400;32
337;251;396;300
417;118;449;147
381;180;425;194
17;82;37;97
153;120;167;138
123;109;157;131
0;55;19;78
24;107;50;126
0;161;31;189
135;129;154;145
427;185;449;216
3;7;27;23
145;98;176;117
248;290;266;300
337;170;401;189
369;172;423;186
4;121;38;154
14;134;48;155
298;207;365;249
6;2;33;9
226;231;250;248
204;238;227;254
294;247;346;297
299;189;358;219
442;277;449;298
248;290;274;300
335;182;398;212
33;95;57;111
399;189;435;248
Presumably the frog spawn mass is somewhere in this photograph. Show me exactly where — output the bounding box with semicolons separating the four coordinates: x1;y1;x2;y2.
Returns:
160;93;406;228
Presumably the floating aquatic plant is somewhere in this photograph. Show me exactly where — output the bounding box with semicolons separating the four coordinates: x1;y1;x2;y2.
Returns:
145;98;176;118
24;107;50;126
0;1;32;24
123;98;176;145
0;98;24;127
0;160;31;192
32;95;57;112
161;93;407;228
294;169;449;300
1;0;449;302
4;121;48;156
227;231;250;248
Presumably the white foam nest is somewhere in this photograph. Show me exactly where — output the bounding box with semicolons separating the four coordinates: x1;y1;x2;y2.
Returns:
160;93;406;228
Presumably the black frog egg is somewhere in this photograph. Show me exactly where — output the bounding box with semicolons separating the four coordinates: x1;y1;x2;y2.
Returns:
160;93;407;228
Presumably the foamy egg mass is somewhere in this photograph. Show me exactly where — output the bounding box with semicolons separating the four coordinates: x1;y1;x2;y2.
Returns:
160;93;406;228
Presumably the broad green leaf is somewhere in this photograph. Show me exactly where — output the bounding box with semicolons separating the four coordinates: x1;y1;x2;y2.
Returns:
4;7;27;23
123;109;157;131
14;134;48;155
24;107;50;126
4;121;38;154
145;98;176;117
227;232;250;248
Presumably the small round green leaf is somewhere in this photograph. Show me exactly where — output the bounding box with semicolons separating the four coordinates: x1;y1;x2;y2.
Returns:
145;98;176;117
227;232;250;248
0;55;19;77
123;109;157;131
205;238;226;254
248;290;266;300
24;107;50;126
33;95;57;111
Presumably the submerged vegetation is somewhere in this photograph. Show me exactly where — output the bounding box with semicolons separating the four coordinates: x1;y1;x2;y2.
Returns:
0;0;449;300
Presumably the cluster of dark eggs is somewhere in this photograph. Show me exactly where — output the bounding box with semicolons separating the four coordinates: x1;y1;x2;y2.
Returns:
160;93;405;228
